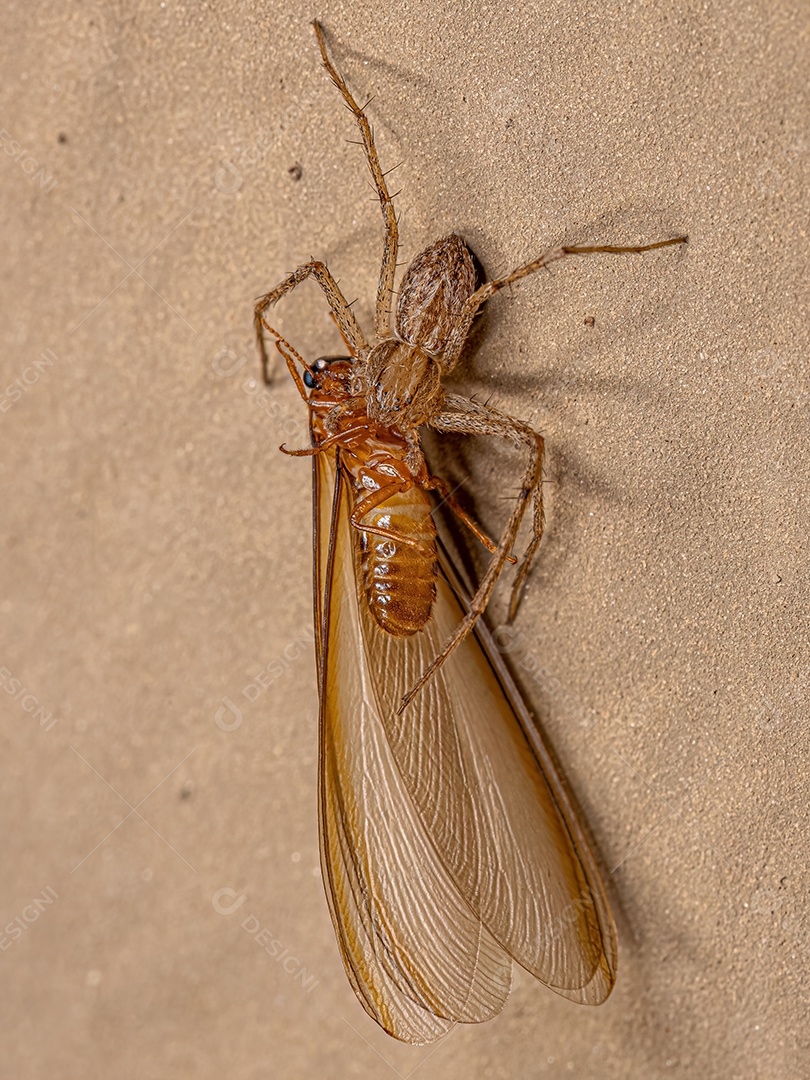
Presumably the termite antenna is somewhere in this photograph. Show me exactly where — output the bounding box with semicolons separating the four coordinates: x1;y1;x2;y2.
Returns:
259;323;315;401
264;324;313;375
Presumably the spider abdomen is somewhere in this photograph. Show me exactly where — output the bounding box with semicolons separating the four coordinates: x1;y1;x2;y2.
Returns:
357;488;438;636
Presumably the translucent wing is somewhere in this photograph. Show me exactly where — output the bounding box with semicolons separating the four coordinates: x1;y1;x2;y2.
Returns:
314;447;616;1043
315;449;512;1042
358;548;618;1006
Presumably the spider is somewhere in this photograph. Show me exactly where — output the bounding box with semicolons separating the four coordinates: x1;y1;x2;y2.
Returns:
255;21;687;703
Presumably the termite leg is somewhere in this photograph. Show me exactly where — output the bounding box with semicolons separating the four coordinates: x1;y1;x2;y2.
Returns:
313;21;399;340
440;236;688;373
399;394;544;712
281;421;371;457
423;474;517;564
350;482;425;549
254;259;368;384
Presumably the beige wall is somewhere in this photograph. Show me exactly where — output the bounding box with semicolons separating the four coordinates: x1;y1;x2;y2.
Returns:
1;1;807;1076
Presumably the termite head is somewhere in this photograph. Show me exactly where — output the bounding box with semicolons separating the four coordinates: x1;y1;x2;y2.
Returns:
304;356;353;396
364;340;444;431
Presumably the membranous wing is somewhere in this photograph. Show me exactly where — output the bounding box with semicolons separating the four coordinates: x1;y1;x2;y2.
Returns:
314;447;616;1044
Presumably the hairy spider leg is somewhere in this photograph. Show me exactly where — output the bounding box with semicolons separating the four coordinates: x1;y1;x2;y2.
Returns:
440;237;688;373
400;394;544;712
254;260;368;385
314;20;399;339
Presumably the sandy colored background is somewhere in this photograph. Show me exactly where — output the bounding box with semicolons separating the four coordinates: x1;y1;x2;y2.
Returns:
1;1;807;1077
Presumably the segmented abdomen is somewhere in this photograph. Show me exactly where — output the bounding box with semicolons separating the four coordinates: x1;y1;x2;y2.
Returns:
357;488;438;636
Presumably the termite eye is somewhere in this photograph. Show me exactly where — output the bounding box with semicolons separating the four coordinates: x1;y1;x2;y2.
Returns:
303;370;317;388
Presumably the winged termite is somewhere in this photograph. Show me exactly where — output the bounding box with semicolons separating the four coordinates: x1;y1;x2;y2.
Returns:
254;21;686;1042
267;333;617;1041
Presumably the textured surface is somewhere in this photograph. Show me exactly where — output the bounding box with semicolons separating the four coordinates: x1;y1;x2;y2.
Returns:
1;1;807;1077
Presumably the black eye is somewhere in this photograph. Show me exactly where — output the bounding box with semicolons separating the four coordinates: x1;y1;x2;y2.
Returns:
303;370;317;388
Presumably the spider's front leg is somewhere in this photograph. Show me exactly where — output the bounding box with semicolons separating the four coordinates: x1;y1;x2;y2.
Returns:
399;393;544;711
313;21;399;339
254;260;368;385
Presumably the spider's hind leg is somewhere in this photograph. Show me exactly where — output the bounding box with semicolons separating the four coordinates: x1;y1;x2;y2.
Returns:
399;393;545;711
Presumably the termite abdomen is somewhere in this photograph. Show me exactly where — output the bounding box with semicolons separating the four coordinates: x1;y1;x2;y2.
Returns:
358;489;438;636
